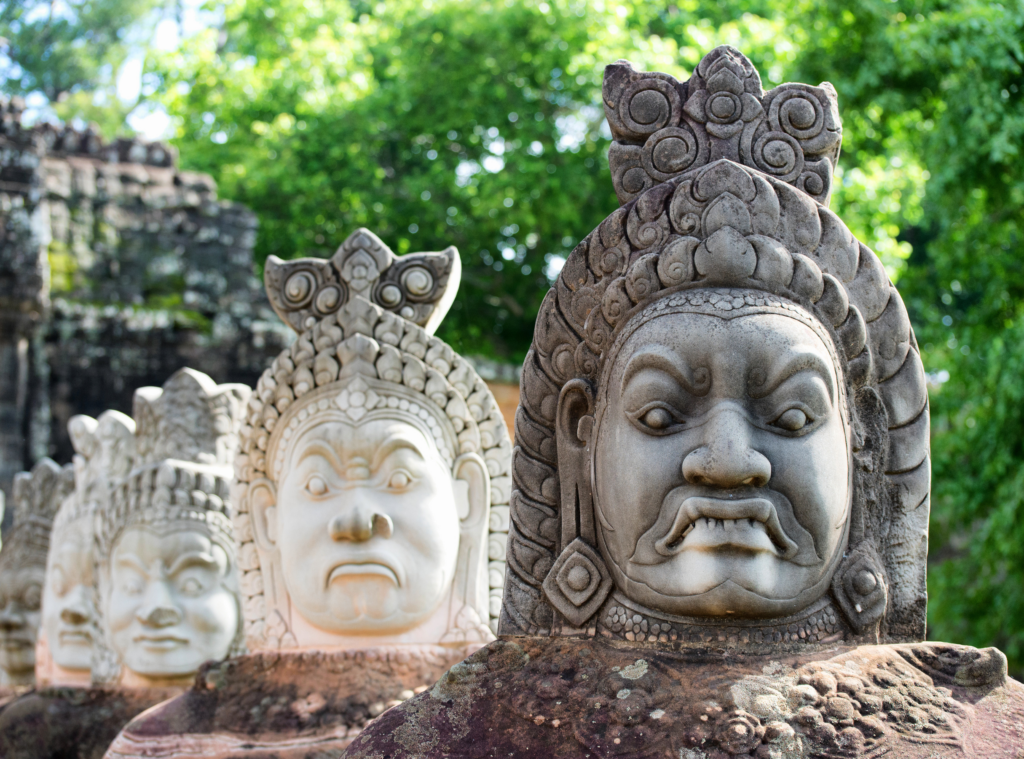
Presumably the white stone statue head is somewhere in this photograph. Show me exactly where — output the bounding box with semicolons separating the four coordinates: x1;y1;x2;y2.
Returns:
93;369;250;686
0;459;72;687
37;411;135;685
234;228;513;651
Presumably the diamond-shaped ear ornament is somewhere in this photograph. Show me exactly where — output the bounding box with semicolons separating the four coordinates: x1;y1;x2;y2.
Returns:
542;537;614;627
832;541;889;634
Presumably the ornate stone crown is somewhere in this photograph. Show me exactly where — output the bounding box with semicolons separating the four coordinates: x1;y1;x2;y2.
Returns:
235;228;513;647
98;369;250;559
2;459;74;573
52;411;136;536
604;45;841;207
501;48;928;645
264;228;460;334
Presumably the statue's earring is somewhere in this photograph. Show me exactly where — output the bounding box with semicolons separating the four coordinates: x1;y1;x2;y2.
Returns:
543;379;613;628
832;540;888;637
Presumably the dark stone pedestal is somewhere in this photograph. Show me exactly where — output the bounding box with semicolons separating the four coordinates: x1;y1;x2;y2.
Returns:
105;646;475;758
344;636;1024;759
0;686;182;759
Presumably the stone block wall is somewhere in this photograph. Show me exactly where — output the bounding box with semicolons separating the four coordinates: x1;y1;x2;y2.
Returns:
0;99;291;532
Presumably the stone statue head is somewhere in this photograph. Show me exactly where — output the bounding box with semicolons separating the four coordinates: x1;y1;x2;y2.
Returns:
234;228;512;650
501;47;929;647
37;411;135;683
93;369;249;686
0;459;73;686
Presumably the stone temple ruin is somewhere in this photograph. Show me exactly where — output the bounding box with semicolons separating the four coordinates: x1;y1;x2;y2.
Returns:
0;97;290;527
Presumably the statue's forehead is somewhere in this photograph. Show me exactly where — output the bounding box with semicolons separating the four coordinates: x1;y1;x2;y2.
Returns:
112;523;218;559
619;308;830;353
292;415;432;451
286;413;441;471
606;303;842;383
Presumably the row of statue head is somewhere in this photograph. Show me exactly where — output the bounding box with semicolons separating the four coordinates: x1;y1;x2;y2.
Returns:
0;228;513;689
502;45;929;646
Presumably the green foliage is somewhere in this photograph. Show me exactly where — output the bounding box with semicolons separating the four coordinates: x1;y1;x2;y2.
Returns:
152;0;692;357
0;0;159;102
776;0;1024;676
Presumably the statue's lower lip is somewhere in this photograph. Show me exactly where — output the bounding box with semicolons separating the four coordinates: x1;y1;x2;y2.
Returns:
133;635;188;649
58;630;92;644
657;496;799;558
0;638;31;649
327;562;400;587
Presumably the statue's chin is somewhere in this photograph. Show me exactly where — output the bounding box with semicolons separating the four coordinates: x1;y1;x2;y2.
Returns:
294;582;439;635
52;648;92;672
619;555;835;619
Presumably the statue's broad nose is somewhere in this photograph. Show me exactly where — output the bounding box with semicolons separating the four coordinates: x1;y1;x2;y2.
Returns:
328;503;394;542
681;407;771;488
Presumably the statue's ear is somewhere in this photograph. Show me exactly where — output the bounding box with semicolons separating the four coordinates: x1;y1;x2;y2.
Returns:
545;378;613;630
248;480;279;550
555;378;595;545
451;453;491;631
452;452;490;531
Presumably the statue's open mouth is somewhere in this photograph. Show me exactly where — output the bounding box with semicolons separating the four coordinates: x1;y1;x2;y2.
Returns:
655;496;800;559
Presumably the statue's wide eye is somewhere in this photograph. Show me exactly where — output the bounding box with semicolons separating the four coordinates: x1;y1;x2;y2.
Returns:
306;475;328;496
179;577;204;596
387;471;411;490
774;408;809;431
641;407;674;430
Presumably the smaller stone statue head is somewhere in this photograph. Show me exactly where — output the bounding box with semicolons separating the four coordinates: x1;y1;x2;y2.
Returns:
93;368;250;686
38;411;135;683
0;459;73;686
234;228;513;650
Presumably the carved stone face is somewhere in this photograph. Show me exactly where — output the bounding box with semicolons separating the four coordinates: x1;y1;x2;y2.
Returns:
0;565;44;682
593;309;850;618
43;517;96;671
106;526;238;678
266;416;461;634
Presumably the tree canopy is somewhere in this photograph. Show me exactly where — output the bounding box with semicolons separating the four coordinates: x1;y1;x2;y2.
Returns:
4;0;1024;674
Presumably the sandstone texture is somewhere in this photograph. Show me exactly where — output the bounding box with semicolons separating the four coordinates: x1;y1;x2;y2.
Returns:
105;646;475;758
0;686;181;759
345;636;1024;758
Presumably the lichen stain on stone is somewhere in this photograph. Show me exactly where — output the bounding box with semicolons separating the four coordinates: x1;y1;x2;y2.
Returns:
618;658;649;680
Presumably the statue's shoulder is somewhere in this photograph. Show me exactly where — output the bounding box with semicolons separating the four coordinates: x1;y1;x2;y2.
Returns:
345;638;1024;759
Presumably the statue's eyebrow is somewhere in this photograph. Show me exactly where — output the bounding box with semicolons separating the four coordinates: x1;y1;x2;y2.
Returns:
372;433;427;470
167;551;221;577
621;346;708;396
114;553;148;575
749;350;836;402
293;441;344;473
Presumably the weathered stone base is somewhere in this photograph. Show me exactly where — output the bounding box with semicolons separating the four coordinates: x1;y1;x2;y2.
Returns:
0;684;30;711
344;636;1024;758
0;686;182;759
105;645;477;758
